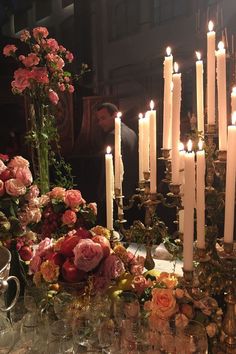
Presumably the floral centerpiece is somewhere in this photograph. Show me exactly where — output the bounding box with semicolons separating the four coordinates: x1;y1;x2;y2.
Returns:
3;27;87;194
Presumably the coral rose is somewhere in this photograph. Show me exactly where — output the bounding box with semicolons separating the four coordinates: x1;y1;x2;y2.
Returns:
65;189;84;210
73;238;103;272
21;53;40;67
48;89;59;105
61;210;77;225
31;67;49;84
32;27;49;41
12;167;33;187
11;68;31;93
3;44;17;56
5;179;26;197
145;288;178;319
50;186;66;200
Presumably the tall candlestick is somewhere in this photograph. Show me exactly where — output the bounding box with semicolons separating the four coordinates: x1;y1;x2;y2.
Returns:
172;62;182;184
115;112;123;189
163;46;173;149
183;140;195;271
231;86;236;115
143;111;150;173
179;142;185;187
207;21;216;125
196;52;204;134
216;41;227;151
149;100;157;193
196;140;205;249
138;113;144;182
105;146;114;230
224;114;236;244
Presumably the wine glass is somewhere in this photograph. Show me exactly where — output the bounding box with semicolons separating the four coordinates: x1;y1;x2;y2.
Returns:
48;319;74;354
175;320;208;354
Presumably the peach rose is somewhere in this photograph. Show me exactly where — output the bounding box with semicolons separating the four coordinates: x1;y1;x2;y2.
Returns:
40;260;59;283
20;30;31;42
5;179;26;197
65;189;84;210
146;288;178;319
8;156;30;168
61;210;77;225
158;272;178;289
49;187;66;200
0;160;7;174
12;167;33;187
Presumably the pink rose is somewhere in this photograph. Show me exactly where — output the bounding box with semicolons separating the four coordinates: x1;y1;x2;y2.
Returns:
132;275;151;294
65;51;74;62
26;185;40;200
59;45;66;53
0;160;7;174
87;202;97;215
35;237;53;258
100;254;125;280
21;53;40;67
0;180;5;196
62;210;77;225
48;90;59;105
32;27;49;41
50;187;66;200
8;156;29;169
20;30;31;42
73;239;103;272
31;67;49;84
5;179;26;197
39;194;50;206
68;85;74;93
58;83;65;92
12;167;33;187
3;44;17;56
11;68;31;93
145;288;178;319
19;207;42;226
65;189;83;210
29;255;42;273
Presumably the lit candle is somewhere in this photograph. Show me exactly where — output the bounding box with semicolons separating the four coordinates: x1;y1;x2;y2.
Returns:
138;113;144;182
149;100;157;193
224;113;236;244
196;52;204;134
143;111;150;173
115;112;123;190
105;146;114;230
183;140;195;271
207;21;216;125
163;46;173;149
231;87;236;114
172;62;182;184
216;41;227;151
196;139;205;249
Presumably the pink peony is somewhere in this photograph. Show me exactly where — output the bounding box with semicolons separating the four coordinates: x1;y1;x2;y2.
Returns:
0;160;7;174
35;237;53;258
12;167;33;187
61;210;77;225
20;30;31;42
32;27;49;41
0;180;5;196
21;53;40;67
3;44;17;56
48;89;59;105
11;68;31;93
64;189;83;210
50;186;66;200
31;67;49;84
101;254;125;280
8;156;30;169
29;255;42;273
5;179;26;197
73;238;103;272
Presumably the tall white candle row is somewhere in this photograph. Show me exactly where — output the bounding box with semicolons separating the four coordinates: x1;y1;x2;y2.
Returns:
163;47;173;150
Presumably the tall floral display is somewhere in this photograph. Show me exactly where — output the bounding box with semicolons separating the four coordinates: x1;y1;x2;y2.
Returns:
3;27;76;194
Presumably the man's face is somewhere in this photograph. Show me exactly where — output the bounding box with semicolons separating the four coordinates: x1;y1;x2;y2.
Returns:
96;108;115;132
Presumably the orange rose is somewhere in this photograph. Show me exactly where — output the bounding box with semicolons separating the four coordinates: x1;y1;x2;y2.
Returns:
158;272;178;289
148;288;178;319
40;260;59;283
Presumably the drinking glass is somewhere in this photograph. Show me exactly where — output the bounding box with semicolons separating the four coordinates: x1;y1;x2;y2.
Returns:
175;320;208;354
0;314;14;353
47;319;74;354
72;317;95;352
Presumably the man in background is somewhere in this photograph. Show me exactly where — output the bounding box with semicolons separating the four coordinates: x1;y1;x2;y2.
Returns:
95;102;138;226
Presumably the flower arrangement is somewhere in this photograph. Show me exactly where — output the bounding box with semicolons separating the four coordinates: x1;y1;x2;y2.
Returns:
3;27;87;193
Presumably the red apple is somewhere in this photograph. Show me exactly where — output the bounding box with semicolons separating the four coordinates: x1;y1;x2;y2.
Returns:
92;235;111;258
62;258;87;283
46;252;65;267
19;246;33;262
60;235;81;257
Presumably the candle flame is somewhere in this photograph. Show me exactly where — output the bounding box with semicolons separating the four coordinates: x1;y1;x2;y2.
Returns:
139;113;143;119
179;142;184;151
232;112;236;125
218;41;224;50
117;112;122;118
150;100;154;110
166;46;171;56
174;62;179;73
198;139;203;151
196;51;201;61
208;20;214;32
187;140;193;152
232;86;236;94
106;146;111;154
